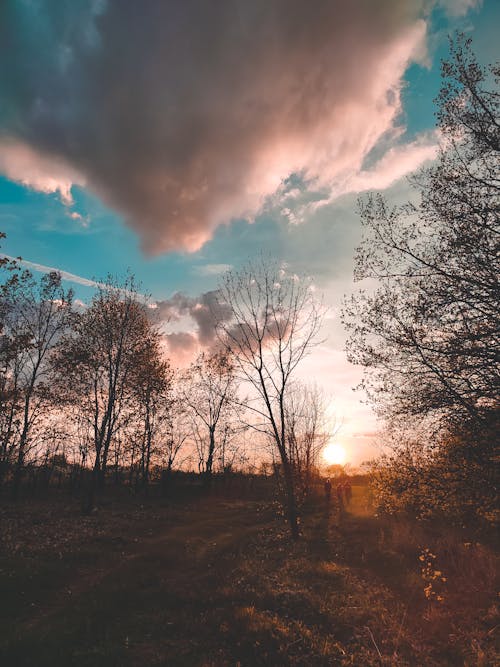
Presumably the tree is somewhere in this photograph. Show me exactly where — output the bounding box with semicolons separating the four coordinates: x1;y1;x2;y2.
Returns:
284;382;330;500
343;36;499;525
158;378;191;490
181;351;237;484
343;35;499;432
215;258;323;539
0;266;73;496
368;411;499;527
52;277;155;510
0;297;24;488
130;337;172;489
0;245;29;490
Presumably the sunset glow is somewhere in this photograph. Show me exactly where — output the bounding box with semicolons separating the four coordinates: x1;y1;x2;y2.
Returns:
0;0;494;473
322;443;347;466
0;2;496;663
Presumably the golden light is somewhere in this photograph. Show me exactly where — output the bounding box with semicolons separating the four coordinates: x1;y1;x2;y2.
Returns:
322;442;347;466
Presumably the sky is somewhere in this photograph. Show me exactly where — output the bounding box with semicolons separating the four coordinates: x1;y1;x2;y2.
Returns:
0;0;498;465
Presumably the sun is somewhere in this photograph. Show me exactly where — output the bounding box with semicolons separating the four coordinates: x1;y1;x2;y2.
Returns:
322;442;347;466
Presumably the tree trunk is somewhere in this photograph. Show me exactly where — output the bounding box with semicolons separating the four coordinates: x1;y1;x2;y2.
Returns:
204;428;215;488
282;457;299;540
83;453;101;514
144;433;152;494
161;462;173;498
0;459;5;494
11;446;25;500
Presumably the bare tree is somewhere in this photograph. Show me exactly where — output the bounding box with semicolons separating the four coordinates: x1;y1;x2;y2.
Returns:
285;382;330;500
0;237;21;488
0;319;24;490
215;258;323;539
181;351;237;485
159;379;191;487
0;268;73;496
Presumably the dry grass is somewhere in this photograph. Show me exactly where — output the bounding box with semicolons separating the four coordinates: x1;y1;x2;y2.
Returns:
0;485;498;665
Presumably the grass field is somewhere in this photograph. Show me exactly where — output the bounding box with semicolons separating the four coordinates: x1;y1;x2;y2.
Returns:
0;485;498;666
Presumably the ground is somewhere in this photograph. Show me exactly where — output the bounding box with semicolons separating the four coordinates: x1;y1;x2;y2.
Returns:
0;484;498;666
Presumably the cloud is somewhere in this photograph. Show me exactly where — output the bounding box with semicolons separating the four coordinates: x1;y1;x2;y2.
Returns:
154;286;289;365
67;210;91;227
156;290;233;346
164;331;200;367
0;0;432;253
330;131;439;199
0;254;101;289
156;290;238;366
73;298;89;310
0;139;85;204
194;263;233;277
438;0;482;17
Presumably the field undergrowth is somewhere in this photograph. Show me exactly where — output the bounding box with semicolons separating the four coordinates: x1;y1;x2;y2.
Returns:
0;485;498;666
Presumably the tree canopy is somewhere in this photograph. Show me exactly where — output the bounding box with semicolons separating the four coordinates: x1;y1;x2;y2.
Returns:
344;35;499;432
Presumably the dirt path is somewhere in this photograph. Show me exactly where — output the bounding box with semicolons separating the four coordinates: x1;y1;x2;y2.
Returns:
1;493;497;666
1;499;279;666
21;502;270;629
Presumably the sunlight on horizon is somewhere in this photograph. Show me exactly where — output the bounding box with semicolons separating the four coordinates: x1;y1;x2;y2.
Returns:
322;442;347;466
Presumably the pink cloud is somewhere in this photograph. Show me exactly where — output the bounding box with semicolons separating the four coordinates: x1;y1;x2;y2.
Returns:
164;332;200;367
1;1;432;253
0;139;85;205
333;132;439;197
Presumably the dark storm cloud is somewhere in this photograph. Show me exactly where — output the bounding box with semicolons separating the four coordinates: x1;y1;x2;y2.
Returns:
0;0;429;252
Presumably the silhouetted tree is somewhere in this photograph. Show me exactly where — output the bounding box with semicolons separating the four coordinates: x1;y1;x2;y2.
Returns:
285;382;330;500
131;337;172;489
344;35;499;432
158;378;191;494
344;36;499;524
181;351;237;485
52;277;155;510
215;258;323;539
0;263;73;496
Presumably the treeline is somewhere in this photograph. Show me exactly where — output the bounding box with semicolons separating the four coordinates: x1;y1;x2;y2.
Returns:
0;254;329;532
344;36;499;530
0;267;178;502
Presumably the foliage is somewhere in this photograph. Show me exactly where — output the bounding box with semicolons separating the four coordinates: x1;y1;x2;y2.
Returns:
344;35;499;428
368;410;499;528
344;35;499;526
0;259;73;492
